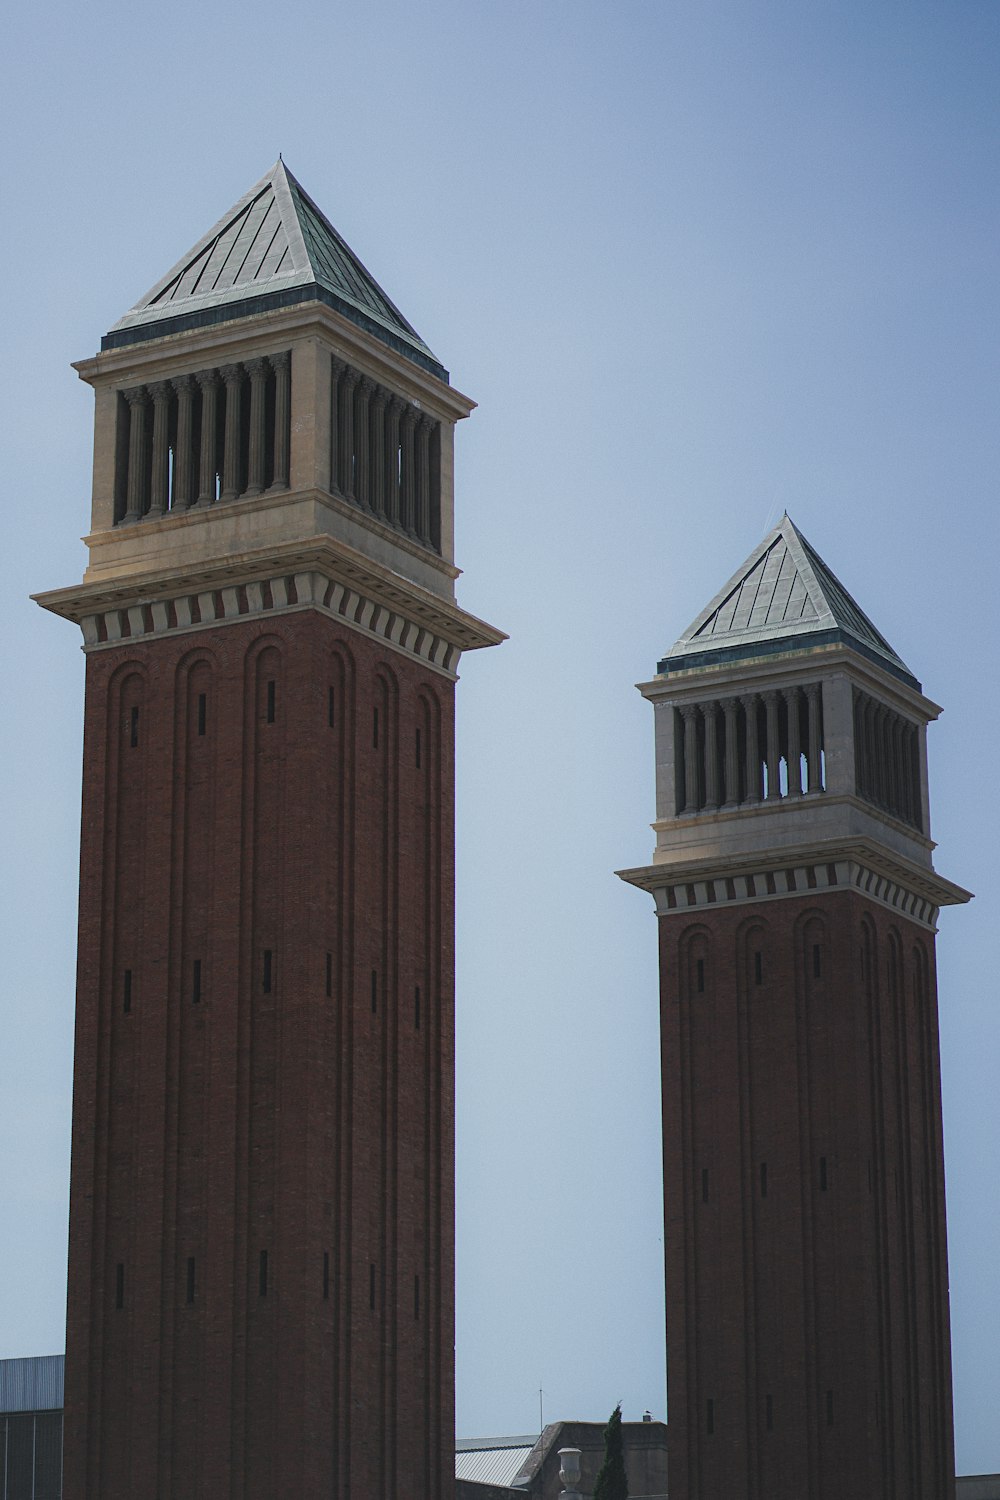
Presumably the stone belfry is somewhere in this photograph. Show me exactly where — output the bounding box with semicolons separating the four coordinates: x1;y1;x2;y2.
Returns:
619;515;967;1500
35;161;502;1500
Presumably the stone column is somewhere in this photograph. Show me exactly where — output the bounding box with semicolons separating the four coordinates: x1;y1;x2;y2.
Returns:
703;701;720;809
742;693;761;803
681;705;700;814
123;386;149;524
722;697;740;807
399;405;418;535
196;370;220;506
330;359;344;493
369;386;387;517
338;366;358;499
806;683;823;793
415;413;433;543
220;364;243;501
763;690;781;799
244;358;269;496
384;396;403;525
785;686;802;795
172;375;196;509
148;381;172;518
354;377;373;510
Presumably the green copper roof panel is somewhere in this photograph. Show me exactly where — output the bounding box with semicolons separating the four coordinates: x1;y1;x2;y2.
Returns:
104;161;447;380
659;513;919;689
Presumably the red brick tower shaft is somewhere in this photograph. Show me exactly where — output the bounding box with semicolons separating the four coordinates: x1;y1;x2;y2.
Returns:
36;162;502;1499
620;515;968;1500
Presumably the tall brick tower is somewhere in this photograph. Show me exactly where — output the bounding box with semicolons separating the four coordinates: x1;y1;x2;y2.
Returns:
35;162;502;1499
619;515;967;1500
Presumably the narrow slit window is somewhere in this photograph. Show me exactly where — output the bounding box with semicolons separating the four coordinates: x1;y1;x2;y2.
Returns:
263;950;273;994
371;969;378;1014
123;968;133;1015
266;680;276;724
129;706;140;748
754;950;763;986
415;727;422;769
696;958;705;994
325;952;333;998
707;1399;715;1436
826;1389;834;1426
701;1168;709;1204
812;943;822;978
259;1250;268;1297
415;985;421;1030
197;693;207;737
192;959;202;1005
328;686;335;729
186;1257;196;1304
820;1156;828;1191
760;1162;768;1198
369;1263;376;1310
115;1263;125;1310
323;1251;330;1301
414;1274;420;1319
373;706;379;749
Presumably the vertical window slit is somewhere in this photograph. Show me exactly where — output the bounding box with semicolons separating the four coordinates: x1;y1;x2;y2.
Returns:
197;693;207;736
325;952;333;998
696;958;705;993
123;968;133;1014
415;727;422;769
186;1257;196;1304
266;680;276;724
262;950;273;994
115;1263;125;1309
259;1250;268;1297
813;943;821;978
129;706;139;748
754;950;763;986
323;1251;330;1301
328;686;335;728
373;706;379;749
192;958;202;1005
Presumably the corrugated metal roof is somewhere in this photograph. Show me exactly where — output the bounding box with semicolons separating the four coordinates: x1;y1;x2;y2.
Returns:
0;1355;64;1413
105;161;446;379
455;1434;538;1486
660;513;918;689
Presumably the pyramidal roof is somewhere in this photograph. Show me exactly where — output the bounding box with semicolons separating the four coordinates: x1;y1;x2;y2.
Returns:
659;514;919;689
104;161;447;380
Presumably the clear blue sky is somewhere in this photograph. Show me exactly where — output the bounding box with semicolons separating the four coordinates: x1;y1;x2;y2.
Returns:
2;0;998;1474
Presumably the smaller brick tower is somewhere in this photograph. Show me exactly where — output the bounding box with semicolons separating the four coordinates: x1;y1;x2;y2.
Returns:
36;162;502;1500
620;515;968;1500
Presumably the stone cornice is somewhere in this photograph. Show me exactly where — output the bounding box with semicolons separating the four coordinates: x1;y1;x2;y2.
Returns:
617;837;971;932
33;535;506;677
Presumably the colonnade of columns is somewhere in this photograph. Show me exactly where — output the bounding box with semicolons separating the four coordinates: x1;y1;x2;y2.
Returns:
330;358;440;552
853;689;923;831
676;684;824;815
116;352;290;524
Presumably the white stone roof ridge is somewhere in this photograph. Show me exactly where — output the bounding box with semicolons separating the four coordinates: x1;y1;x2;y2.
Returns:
661;512;916;685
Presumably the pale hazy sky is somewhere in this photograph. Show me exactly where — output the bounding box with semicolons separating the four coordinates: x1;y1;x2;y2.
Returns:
2;0;999;1475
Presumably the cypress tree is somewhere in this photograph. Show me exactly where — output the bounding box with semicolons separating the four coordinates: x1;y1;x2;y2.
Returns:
592;1402;628;1500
